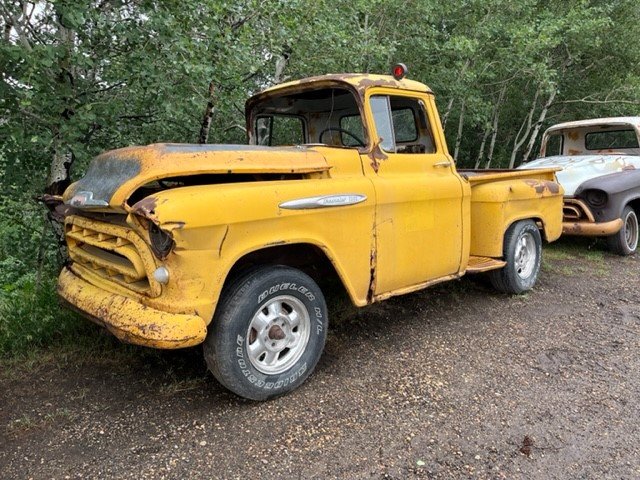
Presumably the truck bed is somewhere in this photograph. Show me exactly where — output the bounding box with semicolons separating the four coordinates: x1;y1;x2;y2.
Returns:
458;168;564;259
459;168;560;185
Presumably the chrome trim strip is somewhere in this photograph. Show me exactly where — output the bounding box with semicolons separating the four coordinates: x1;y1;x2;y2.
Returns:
279;194;367;210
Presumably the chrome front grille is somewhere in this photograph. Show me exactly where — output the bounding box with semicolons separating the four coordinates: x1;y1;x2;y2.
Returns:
65;216;160;296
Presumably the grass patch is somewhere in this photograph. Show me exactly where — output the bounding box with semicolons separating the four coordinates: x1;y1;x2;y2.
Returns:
6;408;77;434
0;276;91;356
542;237;609;276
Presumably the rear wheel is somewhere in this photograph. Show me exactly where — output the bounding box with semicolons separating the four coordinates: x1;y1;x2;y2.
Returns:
489;220;542;294
606;205;638;256
204;266;327;401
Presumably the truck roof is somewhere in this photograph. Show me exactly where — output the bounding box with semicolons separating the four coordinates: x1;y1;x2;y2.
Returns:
259;73;432;95
546;116;640;133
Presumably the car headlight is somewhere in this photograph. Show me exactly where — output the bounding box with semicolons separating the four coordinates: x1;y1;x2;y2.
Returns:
148;223;174;259
584;189;607;209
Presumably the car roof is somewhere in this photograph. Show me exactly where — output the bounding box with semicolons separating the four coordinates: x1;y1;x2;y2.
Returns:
546;117;640;133
259;73;432;95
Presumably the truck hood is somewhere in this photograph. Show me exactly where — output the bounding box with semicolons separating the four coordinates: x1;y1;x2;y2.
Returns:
519;154;640;195
64;143;330;208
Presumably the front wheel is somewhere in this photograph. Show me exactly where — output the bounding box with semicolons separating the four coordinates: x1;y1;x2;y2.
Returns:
204;266;328;401
489;220;542;294
606;205;638;256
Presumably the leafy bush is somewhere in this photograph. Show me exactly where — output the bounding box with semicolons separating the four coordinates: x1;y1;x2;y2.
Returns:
0;150;86;355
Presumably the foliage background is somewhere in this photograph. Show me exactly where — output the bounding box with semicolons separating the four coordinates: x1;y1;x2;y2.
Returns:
1;0;639;354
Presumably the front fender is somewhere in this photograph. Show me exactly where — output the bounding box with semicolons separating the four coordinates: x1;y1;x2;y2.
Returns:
575;170;640;222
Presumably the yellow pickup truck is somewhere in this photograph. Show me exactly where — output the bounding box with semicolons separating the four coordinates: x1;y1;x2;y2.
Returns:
57;69;562;400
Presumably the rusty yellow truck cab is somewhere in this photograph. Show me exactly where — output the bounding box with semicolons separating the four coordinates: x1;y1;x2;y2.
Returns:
57;71;563;400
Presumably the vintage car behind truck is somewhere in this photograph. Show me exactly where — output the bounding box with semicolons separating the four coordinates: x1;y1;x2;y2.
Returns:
521;117;640;255
57;70;563;400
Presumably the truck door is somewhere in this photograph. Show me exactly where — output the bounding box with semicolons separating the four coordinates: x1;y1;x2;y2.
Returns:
361;91;465;295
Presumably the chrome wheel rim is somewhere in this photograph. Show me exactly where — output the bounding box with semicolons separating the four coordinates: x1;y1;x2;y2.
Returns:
246;295;310;375
624;211;638;251
515;232;537;279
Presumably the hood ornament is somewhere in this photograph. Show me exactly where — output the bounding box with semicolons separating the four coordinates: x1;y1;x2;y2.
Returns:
67;191;109;208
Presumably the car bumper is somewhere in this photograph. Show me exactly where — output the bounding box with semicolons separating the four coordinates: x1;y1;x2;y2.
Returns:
57;267;207;349
562;218;623;237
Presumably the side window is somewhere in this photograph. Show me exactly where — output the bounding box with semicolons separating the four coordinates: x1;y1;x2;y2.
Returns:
256;115;305;146
545;134;563;157
370;96;396;151
370;95;435;154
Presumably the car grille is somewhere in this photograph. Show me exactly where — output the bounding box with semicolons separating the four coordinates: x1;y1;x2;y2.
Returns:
563;198;594;223
65;215;160;296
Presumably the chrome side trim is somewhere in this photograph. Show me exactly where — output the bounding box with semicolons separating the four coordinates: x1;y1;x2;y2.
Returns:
279;194;367;210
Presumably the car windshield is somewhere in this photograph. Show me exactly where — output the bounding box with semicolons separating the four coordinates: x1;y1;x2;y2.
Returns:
251;87;365;148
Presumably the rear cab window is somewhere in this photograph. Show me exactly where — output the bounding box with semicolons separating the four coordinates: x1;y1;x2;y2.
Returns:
585;130;639;150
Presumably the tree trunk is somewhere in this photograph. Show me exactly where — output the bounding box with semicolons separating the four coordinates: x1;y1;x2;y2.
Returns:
198;81;216;144
474;126;490;169
273;46;290;84
521;88;557;164
485;84;507;169
509;86;540;169
45;147;74;196
442;59;470;130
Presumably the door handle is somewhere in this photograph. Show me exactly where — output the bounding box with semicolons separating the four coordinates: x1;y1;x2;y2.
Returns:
433;161;452;168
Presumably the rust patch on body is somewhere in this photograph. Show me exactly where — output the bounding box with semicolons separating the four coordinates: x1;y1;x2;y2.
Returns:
568;148;581;156
132;196;158;216
524;179;560;195
355;77;399;92
367;139;389;173
367;218;378;303
567;131;579;141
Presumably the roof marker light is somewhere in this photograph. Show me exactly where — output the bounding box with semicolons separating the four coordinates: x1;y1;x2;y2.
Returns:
392;63;408;80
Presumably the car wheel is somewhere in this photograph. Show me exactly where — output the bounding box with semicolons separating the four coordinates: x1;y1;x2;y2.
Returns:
489;220;542;294
204;265;328;401
606;205;638;256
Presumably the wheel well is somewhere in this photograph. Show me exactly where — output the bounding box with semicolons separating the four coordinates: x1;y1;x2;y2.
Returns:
223;243;348;298
510;217;547;241
628;198;640;215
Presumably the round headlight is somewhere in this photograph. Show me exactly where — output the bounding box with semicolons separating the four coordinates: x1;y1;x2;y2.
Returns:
149;223;174;259
584;189;607;208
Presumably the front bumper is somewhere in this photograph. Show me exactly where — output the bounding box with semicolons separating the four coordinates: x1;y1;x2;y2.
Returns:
562;218;623;237
57;267;207;349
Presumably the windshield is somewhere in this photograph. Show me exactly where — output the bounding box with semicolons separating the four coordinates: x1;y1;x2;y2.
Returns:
251;87;365;148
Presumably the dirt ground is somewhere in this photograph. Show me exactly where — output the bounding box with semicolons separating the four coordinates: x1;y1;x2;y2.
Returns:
1;238;639;479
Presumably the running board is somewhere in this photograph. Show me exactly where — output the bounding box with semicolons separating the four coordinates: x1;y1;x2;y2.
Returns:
466;256;506;273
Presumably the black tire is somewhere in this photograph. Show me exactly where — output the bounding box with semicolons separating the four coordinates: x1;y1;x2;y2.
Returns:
606;205;638;256
489;220;542;294
204;265;328;401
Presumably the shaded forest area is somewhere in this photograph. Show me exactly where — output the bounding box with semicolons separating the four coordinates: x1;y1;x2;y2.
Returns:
1;0;639;353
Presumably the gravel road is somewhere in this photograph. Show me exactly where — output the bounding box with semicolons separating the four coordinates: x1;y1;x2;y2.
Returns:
1;239;639;479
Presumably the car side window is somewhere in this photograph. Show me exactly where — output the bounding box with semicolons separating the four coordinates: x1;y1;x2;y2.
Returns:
370;95;435;154
545;134;563;156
